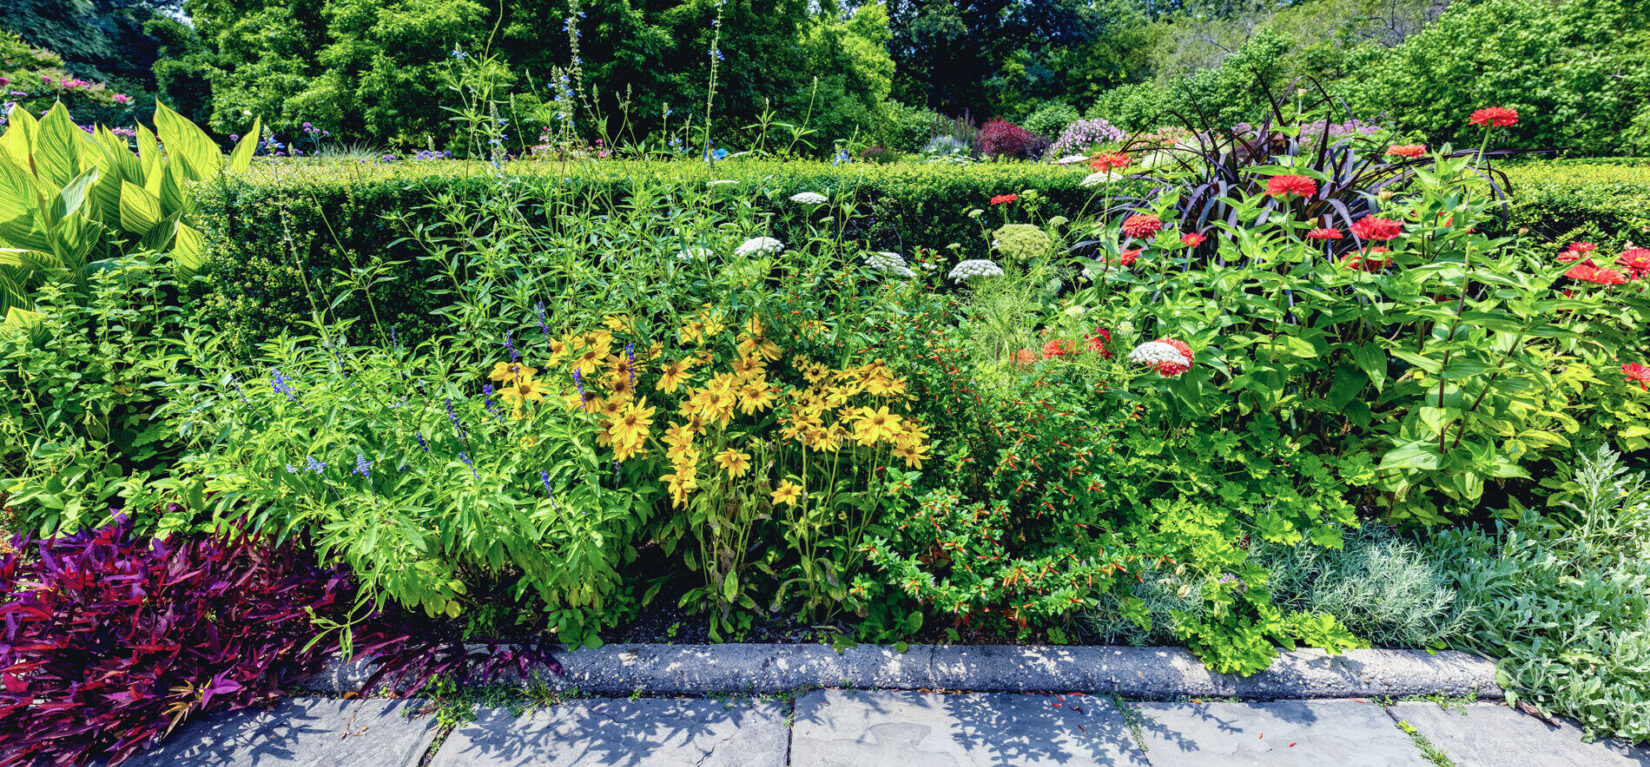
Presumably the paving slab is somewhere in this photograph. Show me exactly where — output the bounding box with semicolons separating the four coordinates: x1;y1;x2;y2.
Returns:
1389;702;1650;767
790;689;1151;766
120;698;436;767
426;697;788;767
1132;699;1429;767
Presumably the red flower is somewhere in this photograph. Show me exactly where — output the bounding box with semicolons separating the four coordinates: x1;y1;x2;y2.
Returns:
1385;144;1426;159
1468;107;1519;128
1616;247;1650;280
1116;248;1140;266
1085;328;1113;358
1264;175;1318;199
1306;227;1343;240
1342;248;1392;272
1558;242;1596;265
990;193;1019;206
1015;348;1039;365
1625;363;1650;390
1154;337;1194;377
1089;152;1131;172
1181;232;1207;247
1042;339;1077;359
1350;216;1403;242
1121;213;1163;240
1566;263;1628;285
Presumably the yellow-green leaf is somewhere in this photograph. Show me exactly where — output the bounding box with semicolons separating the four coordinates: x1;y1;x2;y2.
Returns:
119;180;163;235
227;117;261;173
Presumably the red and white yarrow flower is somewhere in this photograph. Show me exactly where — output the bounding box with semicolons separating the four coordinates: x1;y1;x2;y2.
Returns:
1129;338;1193;377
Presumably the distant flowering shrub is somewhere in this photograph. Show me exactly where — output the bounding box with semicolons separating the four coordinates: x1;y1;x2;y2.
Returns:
977;119;1036;159
1049;118;1126;157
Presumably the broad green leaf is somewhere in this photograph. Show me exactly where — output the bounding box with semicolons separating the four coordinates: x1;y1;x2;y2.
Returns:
0;305;44;340
1351;343;1387;390
119;180;163;235
1378;441;1443;472
227;117;261;172
137;124;160;183
34;103;82;190
1390;348;1442;375
152;100;222;182
0;104;38;171
172;222;207;279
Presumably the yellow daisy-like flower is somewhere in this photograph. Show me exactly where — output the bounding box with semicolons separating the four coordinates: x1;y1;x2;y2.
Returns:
645;341;664;360
852;405;903;446
571;346;609;378
499;373;547;418
731;356;766;380
771;480;802;507
488;361;538;383
606;372;637;400
700;312;727;337
801;361;831;385
714;448;752;478
595;396;626;420
603;314;634;333
662;470;698;508
744;315;765;340
679;321;704;346
892;441;930;469
546;335;572;367
609;399;656;448
657;359;694;393
737;383;776;415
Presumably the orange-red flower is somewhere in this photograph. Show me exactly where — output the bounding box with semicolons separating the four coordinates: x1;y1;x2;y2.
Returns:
1181;232;1206;247
1558;242;1596;264
1156;338;1194;376
1306;227;1343;240
1342;248;1392;272
1566;263;1628;285
1121;213;1162;240
1085;328;1113;358
991;193;1019;206
1469;107;1519;127
1626;363;1650;390
1385;144;1426;159
1350;216;1403;242
1014;348;1038;365
1617;247;1650;280
1042;339;1076;359
1089;152;1131;172
1116;248;1140;266
1264;175;1317;199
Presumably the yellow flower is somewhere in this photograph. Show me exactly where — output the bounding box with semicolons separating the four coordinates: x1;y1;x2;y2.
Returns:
610;399;656;448
744;315;765;339
771;480;802;507
679;321;704;345
801;361;831;385
606;372;637;400
714;448;752;478
488;361;538;384
801;320;828;339
645;341;664;360
657;358;694;393
731;356;766;380
571;344;609;378
499;374;547;418
603;314;634;333
662;470;699;508
595;396;625;420
892;441;930;468
546;335;571;367
852;405;903;446
737;383;776;415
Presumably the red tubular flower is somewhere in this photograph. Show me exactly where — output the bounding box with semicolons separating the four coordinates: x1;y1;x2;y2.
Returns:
1015;348;1038;365
1121;213;1163;240
1469;107;1519;127
1625;363;1650;390
1042;339;1077;359
1085;328;1113;357
1566;263;1628;285
1264;175;1318;199
1306;227;1343;240
1385;144;1426;159
1350;216;1403;242
1089;152;1131;172
1616;247;1650;280
990;193;1019;206
1181;232;1207;247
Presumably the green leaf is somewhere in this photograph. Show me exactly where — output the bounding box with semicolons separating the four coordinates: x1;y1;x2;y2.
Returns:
1351;343;1387;390
1378;441;1443;472
227;117;261;172
151;100;222;182
33;103;81;190
722;571;739;603
172;222;207;279
119;180;163;235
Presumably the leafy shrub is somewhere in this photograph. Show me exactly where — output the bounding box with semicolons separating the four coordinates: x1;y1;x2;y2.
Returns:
1431;447;1650;742
1023;103;1080;139
1049;117;1127;157
978;118;1037;159
920;135;973;161
881;99;942;152
0;30;136;130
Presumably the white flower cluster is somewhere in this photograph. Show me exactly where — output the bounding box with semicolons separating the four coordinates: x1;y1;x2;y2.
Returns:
675;247;711;261
1052;154;1092;166
947;259;1004;282
707;179;738;187
734;237;784;257
789;191;829;205
1128;341;1187;367
1080;170;1127;188
864;251;915;278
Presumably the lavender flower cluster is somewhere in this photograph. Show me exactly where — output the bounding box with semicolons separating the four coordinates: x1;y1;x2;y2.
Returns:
1048;118;1127;157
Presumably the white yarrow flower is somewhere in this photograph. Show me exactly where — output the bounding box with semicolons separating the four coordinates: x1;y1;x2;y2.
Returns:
707;179;738;186
734;237;784;257
947;259;1004;282
675;247;711;261
865;251;914;278
1128;341;1186;367
789;191;829;204
1053;154;1091;166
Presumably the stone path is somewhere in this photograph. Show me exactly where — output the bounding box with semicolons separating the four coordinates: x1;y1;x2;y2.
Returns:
127;692;1650;766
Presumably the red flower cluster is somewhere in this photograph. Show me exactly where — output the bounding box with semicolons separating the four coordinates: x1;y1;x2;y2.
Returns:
1566;263;1629;285
1154;338;1195;377
1121;213;1163;240
1557;242;1596;264
1265;175;1318;199
1116;248;1140;267
1042;339;1077;359
990;193;1019;206
1015;347;1039;365
1086;328;1113;357
1306;227;1344;240
1089;152;1131;172
1617;247;1650;280
1181;232;1207;247
1342;248;1392;272
1626;363;1650;390
1469;107;1519;128
1350;216;1403;242
1385;144;1426;159
1558;243;1647;284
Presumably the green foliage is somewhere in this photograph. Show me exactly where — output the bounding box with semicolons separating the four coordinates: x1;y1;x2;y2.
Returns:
1023;102;1079;138
0;29;137;130
1432;447;1650;742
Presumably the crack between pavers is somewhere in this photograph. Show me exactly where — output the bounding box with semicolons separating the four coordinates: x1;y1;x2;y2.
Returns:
784;695;797;766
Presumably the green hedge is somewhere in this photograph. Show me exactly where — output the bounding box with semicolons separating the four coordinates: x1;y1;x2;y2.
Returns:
193;157;1650;350
193;159;1102;349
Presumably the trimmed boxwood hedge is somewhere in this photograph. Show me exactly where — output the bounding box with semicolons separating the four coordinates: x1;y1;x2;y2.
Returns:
192;157;1650;351
192;159;1105;350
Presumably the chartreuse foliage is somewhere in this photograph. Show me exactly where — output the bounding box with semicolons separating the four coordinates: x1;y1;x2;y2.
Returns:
0;101;257;334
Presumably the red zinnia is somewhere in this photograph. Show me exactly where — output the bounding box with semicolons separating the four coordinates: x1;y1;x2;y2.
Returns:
1042;338;1077;360
1469;107;1519;128
1306;227;1343;240
1385;144;1426;159
1558;242;1597;264
1625;363;1650;390
990;193;1019;206
1350;216;1403;242
1086;328;1113;358
1566;263;1628;285
1121;213;1163;240
1116;248;1140;266
1181;232;1207;247
1616;247;1650;280
1264;174;1318;199
1089;152;1131;172
1154;337;1194;377
1015;348;1039;365
1342;248;1392;272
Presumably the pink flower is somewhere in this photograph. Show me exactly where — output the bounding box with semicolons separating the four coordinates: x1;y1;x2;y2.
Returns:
1615;247;1650;280
1265;175;1317;199
1385;144;1426;159
1350;216;1403;242
112;94;131;104
1181;232;1206;247
1469;107;1519;128
1121;213;1163;240
1116;248;1140;267
1306;228;1343;240
1085;328;1113;358
1626;363;1650;390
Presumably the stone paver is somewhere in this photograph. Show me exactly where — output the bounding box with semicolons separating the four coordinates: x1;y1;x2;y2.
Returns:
426;697;788;767
1132;699;1429;767
120;698;435;767
790;689;1150;766
1390;702;1650;767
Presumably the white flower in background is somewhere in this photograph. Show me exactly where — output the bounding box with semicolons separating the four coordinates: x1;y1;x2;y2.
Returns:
675;247;711;261
734;237;784;257
865;251;915;278
948;259;1004;282
789;191;829;205
707;179;738;187
1053;154;1091;165
1080;170;1127;187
